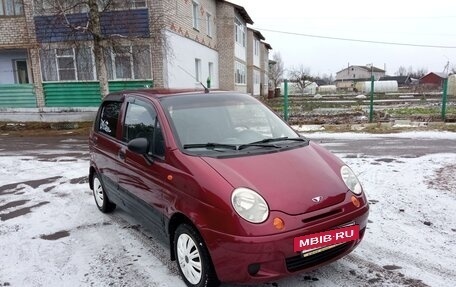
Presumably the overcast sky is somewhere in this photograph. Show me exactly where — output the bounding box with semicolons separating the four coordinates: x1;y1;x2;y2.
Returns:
230;0;456;77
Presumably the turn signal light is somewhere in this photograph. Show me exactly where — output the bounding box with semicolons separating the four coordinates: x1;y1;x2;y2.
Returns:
273;217;285;230
351;196;360;208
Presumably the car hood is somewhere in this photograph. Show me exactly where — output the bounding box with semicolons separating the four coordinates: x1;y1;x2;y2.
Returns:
201;142;348;215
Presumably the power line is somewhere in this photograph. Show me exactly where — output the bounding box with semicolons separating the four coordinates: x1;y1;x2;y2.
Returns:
256;28;456;49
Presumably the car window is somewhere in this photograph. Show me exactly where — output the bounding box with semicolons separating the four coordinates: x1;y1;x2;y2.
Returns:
98;101;122;137
123;101;165;157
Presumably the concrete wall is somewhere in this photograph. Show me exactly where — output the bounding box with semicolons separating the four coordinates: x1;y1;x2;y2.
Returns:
165;31;218;89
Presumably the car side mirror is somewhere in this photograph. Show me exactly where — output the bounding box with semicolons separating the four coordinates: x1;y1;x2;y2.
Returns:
128;137;149;155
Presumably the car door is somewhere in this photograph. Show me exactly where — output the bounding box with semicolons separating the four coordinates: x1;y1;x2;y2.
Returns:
91;99;124;196
116;97;168;231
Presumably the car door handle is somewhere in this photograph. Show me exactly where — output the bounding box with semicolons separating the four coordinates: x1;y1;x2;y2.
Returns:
118;150;126;160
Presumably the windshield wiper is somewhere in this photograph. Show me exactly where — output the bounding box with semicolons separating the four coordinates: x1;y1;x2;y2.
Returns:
248;137;307;144
183;143;238;150
238;137;307;150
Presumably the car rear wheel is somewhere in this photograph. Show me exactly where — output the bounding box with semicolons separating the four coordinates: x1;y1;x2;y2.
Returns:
174;224;219;287
92;174;116;213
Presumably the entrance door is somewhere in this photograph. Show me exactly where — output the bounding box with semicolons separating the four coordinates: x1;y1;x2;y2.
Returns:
14;60;29;84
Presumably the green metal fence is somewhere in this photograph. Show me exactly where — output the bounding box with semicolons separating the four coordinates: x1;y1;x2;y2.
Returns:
43;80;154;107
0;84;37;108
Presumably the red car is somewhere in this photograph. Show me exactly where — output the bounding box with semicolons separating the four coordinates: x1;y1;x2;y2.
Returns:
89;89;369;287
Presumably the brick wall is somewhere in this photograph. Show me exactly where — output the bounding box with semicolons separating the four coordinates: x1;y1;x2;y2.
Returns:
0;17;29;47
260;43;270;96
246;29;253;94
163;0;217;49
153;0;218;87
216;2;235;90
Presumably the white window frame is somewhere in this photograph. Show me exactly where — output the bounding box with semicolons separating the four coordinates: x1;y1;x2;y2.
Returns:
206;12;212;37
254;40;260;56
235;61;246;85
0;0;24;16
192;0;200;30
55;48;77;81
195;58;202;82
254;70;260;84
111;46;134;80
235;17;246;47
208;62;213;82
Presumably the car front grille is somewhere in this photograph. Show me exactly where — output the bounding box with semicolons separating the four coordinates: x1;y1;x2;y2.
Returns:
285;242;351;272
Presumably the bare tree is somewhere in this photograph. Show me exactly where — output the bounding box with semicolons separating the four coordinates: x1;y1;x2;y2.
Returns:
35;0;167;98
406;66;428;79
395;66;407;76
269;52;284;89
287;65;314;95
450;65;456;75
318;73;333;85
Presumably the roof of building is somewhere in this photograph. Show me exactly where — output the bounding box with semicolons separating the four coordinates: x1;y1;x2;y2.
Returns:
420;72;448;79
221;1;254;24
262;42;272;50
247;27;265;40
337;65;385;74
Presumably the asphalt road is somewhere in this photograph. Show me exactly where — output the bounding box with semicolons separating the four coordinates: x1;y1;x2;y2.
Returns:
2;133;456;158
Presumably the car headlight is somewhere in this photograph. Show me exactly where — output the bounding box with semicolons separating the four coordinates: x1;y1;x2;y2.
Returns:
340;165;363;195
231;187;269;223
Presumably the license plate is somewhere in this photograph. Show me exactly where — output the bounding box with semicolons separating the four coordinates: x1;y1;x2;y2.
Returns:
293;224;360;253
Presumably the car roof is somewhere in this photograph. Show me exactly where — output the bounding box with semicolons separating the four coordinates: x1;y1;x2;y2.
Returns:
103;89;243;102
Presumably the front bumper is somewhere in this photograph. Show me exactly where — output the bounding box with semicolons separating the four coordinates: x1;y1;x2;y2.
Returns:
201;203;369;284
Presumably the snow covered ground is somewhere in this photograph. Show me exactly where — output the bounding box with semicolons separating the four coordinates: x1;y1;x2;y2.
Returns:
0;133;455;287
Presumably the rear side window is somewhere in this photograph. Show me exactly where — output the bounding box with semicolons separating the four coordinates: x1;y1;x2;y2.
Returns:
98;101;122;137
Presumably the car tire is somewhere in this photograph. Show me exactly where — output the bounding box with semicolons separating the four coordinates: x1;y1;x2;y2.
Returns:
174;224;219;287
92;174;116;213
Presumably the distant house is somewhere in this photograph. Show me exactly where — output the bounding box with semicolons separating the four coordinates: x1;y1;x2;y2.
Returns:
336;65;385;81
260;42;272;96
335;65;385;90
419;72;447;87
247;28;265;97
379;76;413;87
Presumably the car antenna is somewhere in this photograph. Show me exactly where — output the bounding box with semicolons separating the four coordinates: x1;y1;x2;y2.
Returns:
177;64;210;93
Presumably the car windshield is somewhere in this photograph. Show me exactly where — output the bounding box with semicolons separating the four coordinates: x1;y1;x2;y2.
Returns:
160;93;303;154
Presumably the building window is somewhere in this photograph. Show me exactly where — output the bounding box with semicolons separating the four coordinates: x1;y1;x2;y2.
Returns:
206;12;212;37
235;17;245;47
235;61;246;85
105;0;146;9
254;40;259;56
0;0;24;16
106;45;151;80
113;46;132;79
195;58;202;82
208;62;213;82
56;49;77;81
40;45;150;82
34;0;145;15
192;1;199;30
254;71;260;84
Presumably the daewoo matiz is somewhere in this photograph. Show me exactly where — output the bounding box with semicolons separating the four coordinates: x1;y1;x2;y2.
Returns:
89;89;369;287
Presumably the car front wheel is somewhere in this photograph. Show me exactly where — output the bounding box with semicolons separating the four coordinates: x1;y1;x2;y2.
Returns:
92;174;116;213
174;224;219;287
